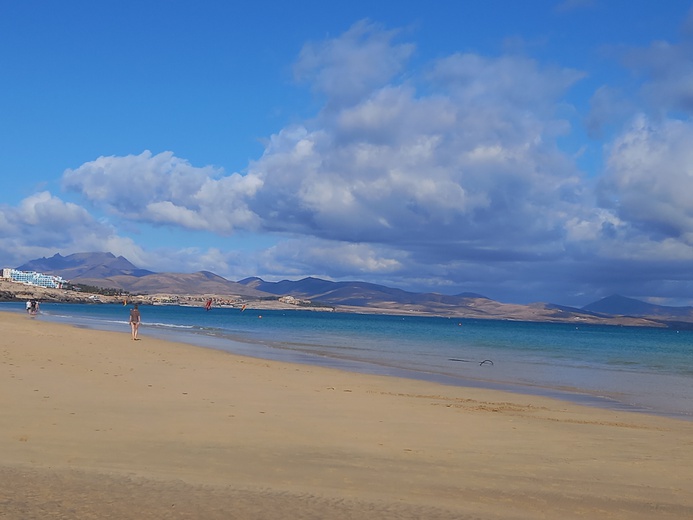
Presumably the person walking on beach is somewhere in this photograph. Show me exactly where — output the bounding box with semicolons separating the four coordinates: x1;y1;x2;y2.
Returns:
129;303;141;340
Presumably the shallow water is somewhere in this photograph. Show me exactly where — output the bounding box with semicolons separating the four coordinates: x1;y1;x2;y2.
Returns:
3;302;692;419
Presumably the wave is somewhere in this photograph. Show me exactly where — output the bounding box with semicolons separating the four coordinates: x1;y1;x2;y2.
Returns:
145;321;195;329
41;310;130;327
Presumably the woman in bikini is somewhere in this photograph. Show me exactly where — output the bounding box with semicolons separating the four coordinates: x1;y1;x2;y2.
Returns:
129;303;141;340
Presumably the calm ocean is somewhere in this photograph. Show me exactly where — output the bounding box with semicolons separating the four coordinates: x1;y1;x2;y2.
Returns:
3;302;692;419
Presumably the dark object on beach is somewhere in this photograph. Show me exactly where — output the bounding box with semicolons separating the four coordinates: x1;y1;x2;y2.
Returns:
448;358;494;366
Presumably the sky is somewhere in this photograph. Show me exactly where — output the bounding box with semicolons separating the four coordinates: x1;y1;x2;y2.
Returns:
2;0;693;307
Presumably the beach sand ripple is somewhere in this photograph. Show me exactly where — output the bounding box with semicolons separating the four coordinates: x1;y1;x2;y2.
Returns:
0;466;467;520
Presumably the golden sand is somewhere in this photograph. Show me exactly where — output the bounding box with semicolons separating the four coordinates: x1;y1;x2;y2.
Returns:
1;311;691;519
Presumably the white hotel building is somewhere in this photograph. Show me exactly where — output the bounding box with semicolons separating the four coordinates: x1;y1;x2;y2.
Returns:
1;268;67;289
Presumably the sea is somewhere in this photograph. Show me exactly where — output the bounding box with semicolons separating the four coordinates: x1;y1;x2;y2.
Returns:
2;301;692;420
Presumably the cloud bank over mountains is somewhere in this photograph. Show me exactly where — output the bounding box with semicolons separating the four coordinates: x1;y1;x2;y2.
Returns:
4;16;693;306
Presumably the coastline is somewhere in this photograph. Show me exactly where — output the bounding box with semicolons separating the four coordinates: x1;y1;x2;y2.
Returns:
1;311;692;518
3;301;692;420
0;278;675;327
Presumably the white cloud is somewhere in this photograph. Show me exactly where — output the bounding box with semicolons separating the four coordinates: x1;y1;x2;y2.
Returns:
293;19;415;108
145;201;210;229
428;53;585;113
52;24;588;269
564;209;623;242
243;20;693;303
62;150;263;234
138;246;238;276
0;191;147;269
599;114;693;242
18;191;91;229
622;34;693;114
291;239;400;273
45;21;594;302
250;40;587;256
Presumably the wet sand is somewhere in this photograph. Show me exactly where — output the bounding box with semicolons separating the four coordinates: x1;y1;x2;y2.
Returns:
1;312;691;519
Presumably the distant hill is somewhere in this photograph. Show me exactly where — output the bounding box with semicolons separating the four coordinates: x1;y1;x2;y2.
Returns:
582;294;693;320
18;252;154;279
238;276;488;307
74;271;270;298
236;277;665;325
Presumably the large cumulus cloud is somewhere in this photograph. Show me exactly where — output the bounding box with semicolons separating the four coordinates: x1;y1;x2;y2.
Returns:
61;22;589;257
40;17;693;304
62;151;263;234
249;28;588;264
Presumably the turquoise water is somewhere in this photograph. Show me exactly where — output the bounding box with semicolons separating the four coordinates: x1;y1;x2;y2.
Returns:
3;302;692;419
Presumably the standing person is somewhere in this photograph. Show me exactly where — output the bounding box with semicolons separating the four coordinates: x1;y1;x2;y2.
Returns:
129;303;141;340
26;300;31;314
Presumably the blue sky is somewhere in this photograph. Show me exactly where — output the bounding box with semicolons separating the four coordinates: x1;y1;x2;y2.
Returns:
2;0;693;307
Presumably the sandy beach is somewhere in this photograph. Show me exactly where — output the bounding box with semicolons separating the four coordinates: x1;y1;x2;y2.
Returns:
1;311;691;519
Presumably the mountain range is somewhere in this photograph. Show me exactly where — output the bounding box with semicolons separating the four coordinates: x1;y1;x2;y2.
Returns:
14;252;693;327
18;253;268;298
583;294;693;319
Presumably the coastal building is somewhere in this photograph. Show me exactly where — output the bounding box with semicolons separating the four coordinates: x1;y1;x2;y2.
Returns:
278;295;311;305
1;268;67;289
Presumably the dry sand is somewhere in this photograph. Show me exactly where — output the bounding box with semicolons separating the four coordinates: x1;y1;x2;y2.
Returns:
1;311;691;519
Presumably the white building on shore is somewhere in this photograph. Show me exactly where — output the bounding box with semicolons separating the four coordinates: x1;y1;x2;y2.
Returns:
1;268;67;289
